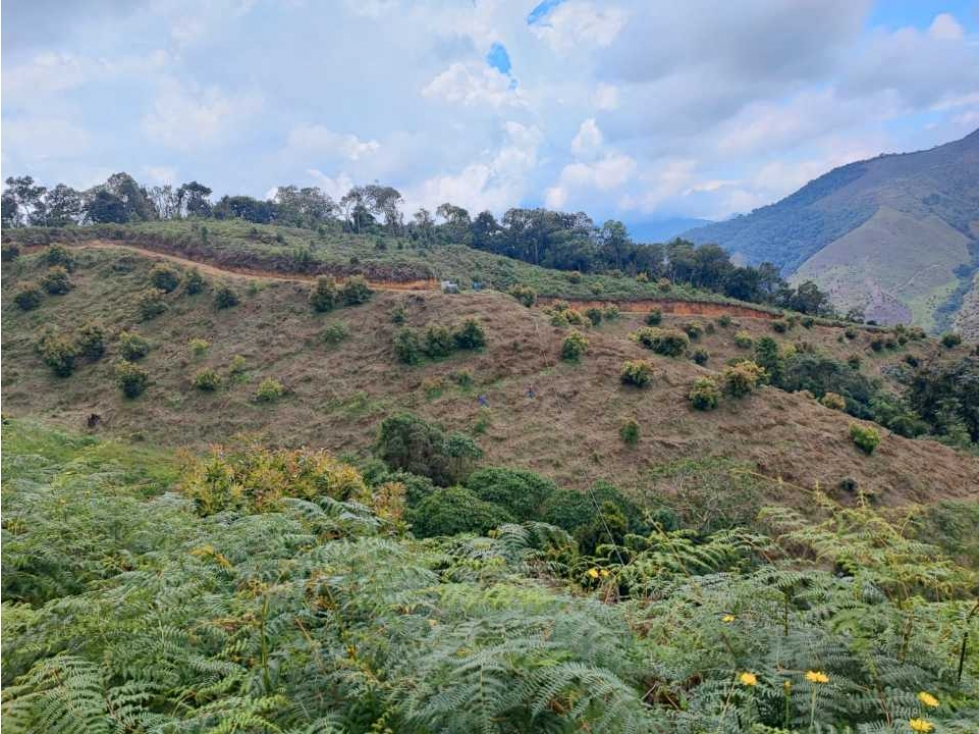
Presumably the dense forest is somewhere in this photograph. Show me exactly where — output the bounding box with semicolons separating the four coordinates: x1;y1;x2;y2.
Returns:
2;173;840;317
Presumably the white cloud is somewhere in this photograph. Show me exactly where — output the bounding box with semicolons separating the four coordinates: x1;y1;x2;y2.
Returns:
571;118;603;157
546;152;636;209
3;118;91;160
594;83;620;111
928;13;964;41
306;170;356;201
3;50;169;99
421;61;524;108
619;159;696;213
142;165;178;184
286;124;380;160
531;1;628;53
142;79;263;151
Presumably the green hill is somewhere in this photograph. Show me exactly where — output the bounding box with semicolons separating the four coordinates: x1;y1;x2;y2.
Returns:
685;129;979;332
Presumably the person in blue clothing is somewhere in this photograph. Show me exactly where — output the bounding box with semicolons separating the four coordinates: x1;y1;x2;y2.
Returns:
477;394;489;407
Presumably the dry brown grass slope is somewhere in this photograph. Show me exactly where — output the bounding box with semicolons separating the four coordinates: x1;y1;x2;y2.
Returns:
3;246;977;507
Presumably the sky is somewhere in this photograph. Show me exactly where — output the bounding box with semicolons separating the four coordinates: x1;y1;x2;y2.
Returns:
3;0;979;227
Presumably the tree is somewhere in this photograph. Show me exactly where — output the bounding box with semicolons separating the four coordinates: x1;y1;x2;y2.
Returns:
273;186;337;227
148;185;179;220
176;181;212;218
598;220;631;270
85;190;129;223
104;172;156;221
411;208;436;244
436;203;472;244
43;184;83;226
213;195;275;223
3;176;47;226
364;184;403;232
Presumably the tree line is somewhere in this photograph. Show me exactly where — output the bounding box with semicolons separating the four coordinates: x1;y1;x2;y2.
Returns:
2;172;839;316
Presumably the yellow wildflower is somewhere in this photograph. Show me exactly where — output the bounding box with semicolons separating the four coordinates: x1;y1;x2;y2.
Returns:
721;614;736;623
909;718;934;733
600;569;610;578
587;568;600;579
917;692;939;708
739;672;757;687
805;670;829;684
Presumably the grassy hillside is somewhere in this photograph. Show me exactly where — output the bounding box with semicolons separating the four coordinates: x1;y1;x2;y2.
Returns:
685;129;979;332
3;243;977;507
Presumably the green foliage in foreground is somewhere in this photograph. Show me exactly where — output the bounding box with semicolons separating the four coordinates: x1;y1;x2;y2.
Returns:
2;420;978;734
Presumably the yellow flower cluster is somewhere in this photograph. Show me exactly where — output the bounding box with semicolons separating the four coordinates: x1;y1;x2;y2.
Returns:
805;670;829;684
909;718;934;733
586;567;611;579
738;672;757;687
917;691;939;708
721;614;736;623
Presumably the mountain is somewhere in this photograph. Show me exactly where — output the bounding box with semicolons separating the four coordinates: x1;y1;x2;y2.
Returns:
625;217;713;243
684;129;979;333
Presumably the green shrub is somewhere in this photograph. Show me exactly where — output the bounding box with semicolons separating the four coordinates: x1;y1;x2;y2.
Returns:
540;483;642;534
772;319;790;333
322;322;349;346
722;360;766;398
255;377;284;402
451;368;474;387
717;314;732;328
115;360;149;398
753;336;783;385
452;318;486;350
149;263;181;293
801;316;815;329
43;243;75;271
228;354;247;378
620;359;654;388
590;282;604;295
847;354;862;369
692;348;709;366
376;412;483;486
424;324;454;358
189;338;210;357
310;276;339;312
870;337;884;352
76;322;106;361
393;328;423;364
561;330;589;361
465;467;556;519
585;307;603;326
688;377;720;410
620;418;640;446
631;327;689;357
657;278;672;292
734;330;753;349
850;423;881;454
603;304;620;321
406;487;513;538
508;283;537;307
41;265;72;295
136;288;168;320
821;392;846;410
192;368;221;391
1;243;20;262
391;304;407;325
214;285;239;309
118;331;150;361
340;275;373;305
564;308;586;326
13;281;43;310
35;328;78;377
941;332;962;349
184;267;206;294
844;326;857;339
645;309;663;326
682;321;704;340
566;270;582;284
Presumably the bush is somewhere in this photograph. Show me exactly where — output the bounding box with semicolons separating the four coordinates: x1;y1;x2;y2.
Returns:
941;332;962;349
847;354;862;369
393;328;423;364
585;307;603;326
214;285;239;309
35;328;78;377
692;348;710;366
620;359;654;387
115;360;149;398
340;275;373;305
688;377;720;410
41;265;72;295
406;487;513;538
603;304;620;321
391;304;407;325
722;360;766;398
844;326;857;339
452;318;486;350
850;423;881;455
255;377;284;402
657;278;672;292
376;412;483;486
136;288;168;320
13;281;43;310
590;282;604;295
1;243;20;262
465;467;556;519
189;338;210;357
870;337;884;352
717;314;732;328
451;368;474;387
801;316;815;329
76;322;106;360
424;324;454;358
645;309;663;326
682;322;704;340
508;284;537;307
734;330;753;349
540;483;642;534
149;263;181;293
772;319;790;333
322;322;348;346
43;243;75;271
192;368;221;392
228;354;247;377
821;392;846;410
184;267;206;295
561;330;589;361
631;327;689;357
118;331;150;361
620;418;640;446
566;270;583;284
310;275;339;312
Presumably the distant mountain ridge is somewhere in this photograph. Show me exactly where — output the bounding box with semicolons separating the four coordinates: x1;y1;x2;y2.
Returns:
684;129;979;334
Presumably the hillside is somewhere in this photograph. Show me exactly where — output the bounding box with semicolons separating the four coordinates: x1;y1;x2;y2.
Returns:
4;238;977;507
685;129;979;331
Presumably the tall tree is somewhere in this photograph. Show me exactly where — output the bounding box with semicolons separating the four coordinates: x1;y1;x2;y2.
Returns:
104;172;156;221
43;184;83;226
176;181;213;218
3;176;47;226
